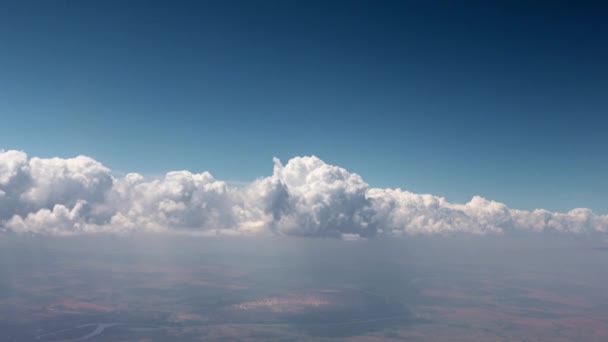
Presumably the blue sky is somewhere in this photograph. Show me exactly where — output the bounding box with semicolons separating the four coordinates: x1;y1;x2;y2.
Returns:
1;1;607;213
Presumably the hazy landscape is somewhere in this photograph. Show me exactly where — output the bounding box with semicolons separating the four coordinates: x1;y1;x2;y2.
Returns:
2;234;608;341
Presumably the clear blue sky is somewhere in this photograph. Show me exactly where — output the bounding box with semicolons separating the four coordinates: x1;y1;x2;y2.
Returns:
1;1;607;213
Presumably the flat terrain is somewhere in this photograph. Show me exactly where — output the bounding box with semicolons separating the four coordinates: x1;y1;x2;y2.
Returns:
1;235;608;341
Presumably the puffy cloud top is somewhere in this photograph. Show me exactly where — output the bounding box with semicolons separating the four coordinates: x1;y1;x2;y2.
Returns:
110;170;238;232
248;156;375;238
1;150;607;237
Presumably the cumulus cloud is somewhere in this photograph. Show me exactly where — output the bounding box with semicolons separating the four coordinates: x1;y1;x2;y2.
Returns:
1;149;607;237
109;170;242;233
246;157;376;238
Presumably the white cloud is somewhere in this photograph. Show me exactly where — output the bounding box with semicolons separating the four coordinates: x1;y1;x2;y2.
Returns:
0;150;31;221
22;156;113;206
109;170;241;233
7;201;95;235
1;150;607;237
245;156;376;237
368;190;507;235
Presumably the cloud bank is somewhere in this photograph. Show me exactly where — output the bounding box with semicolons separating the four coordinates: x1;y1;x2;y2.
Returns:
1;150;607;238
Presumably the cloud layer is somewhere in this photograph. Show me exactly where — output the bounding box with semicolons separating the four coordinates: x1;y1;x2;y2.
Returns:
1;150;607;238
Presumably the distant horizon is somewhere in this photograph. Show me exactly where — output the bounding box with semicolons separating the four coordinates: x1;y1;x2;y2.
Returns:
2;148;607;238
